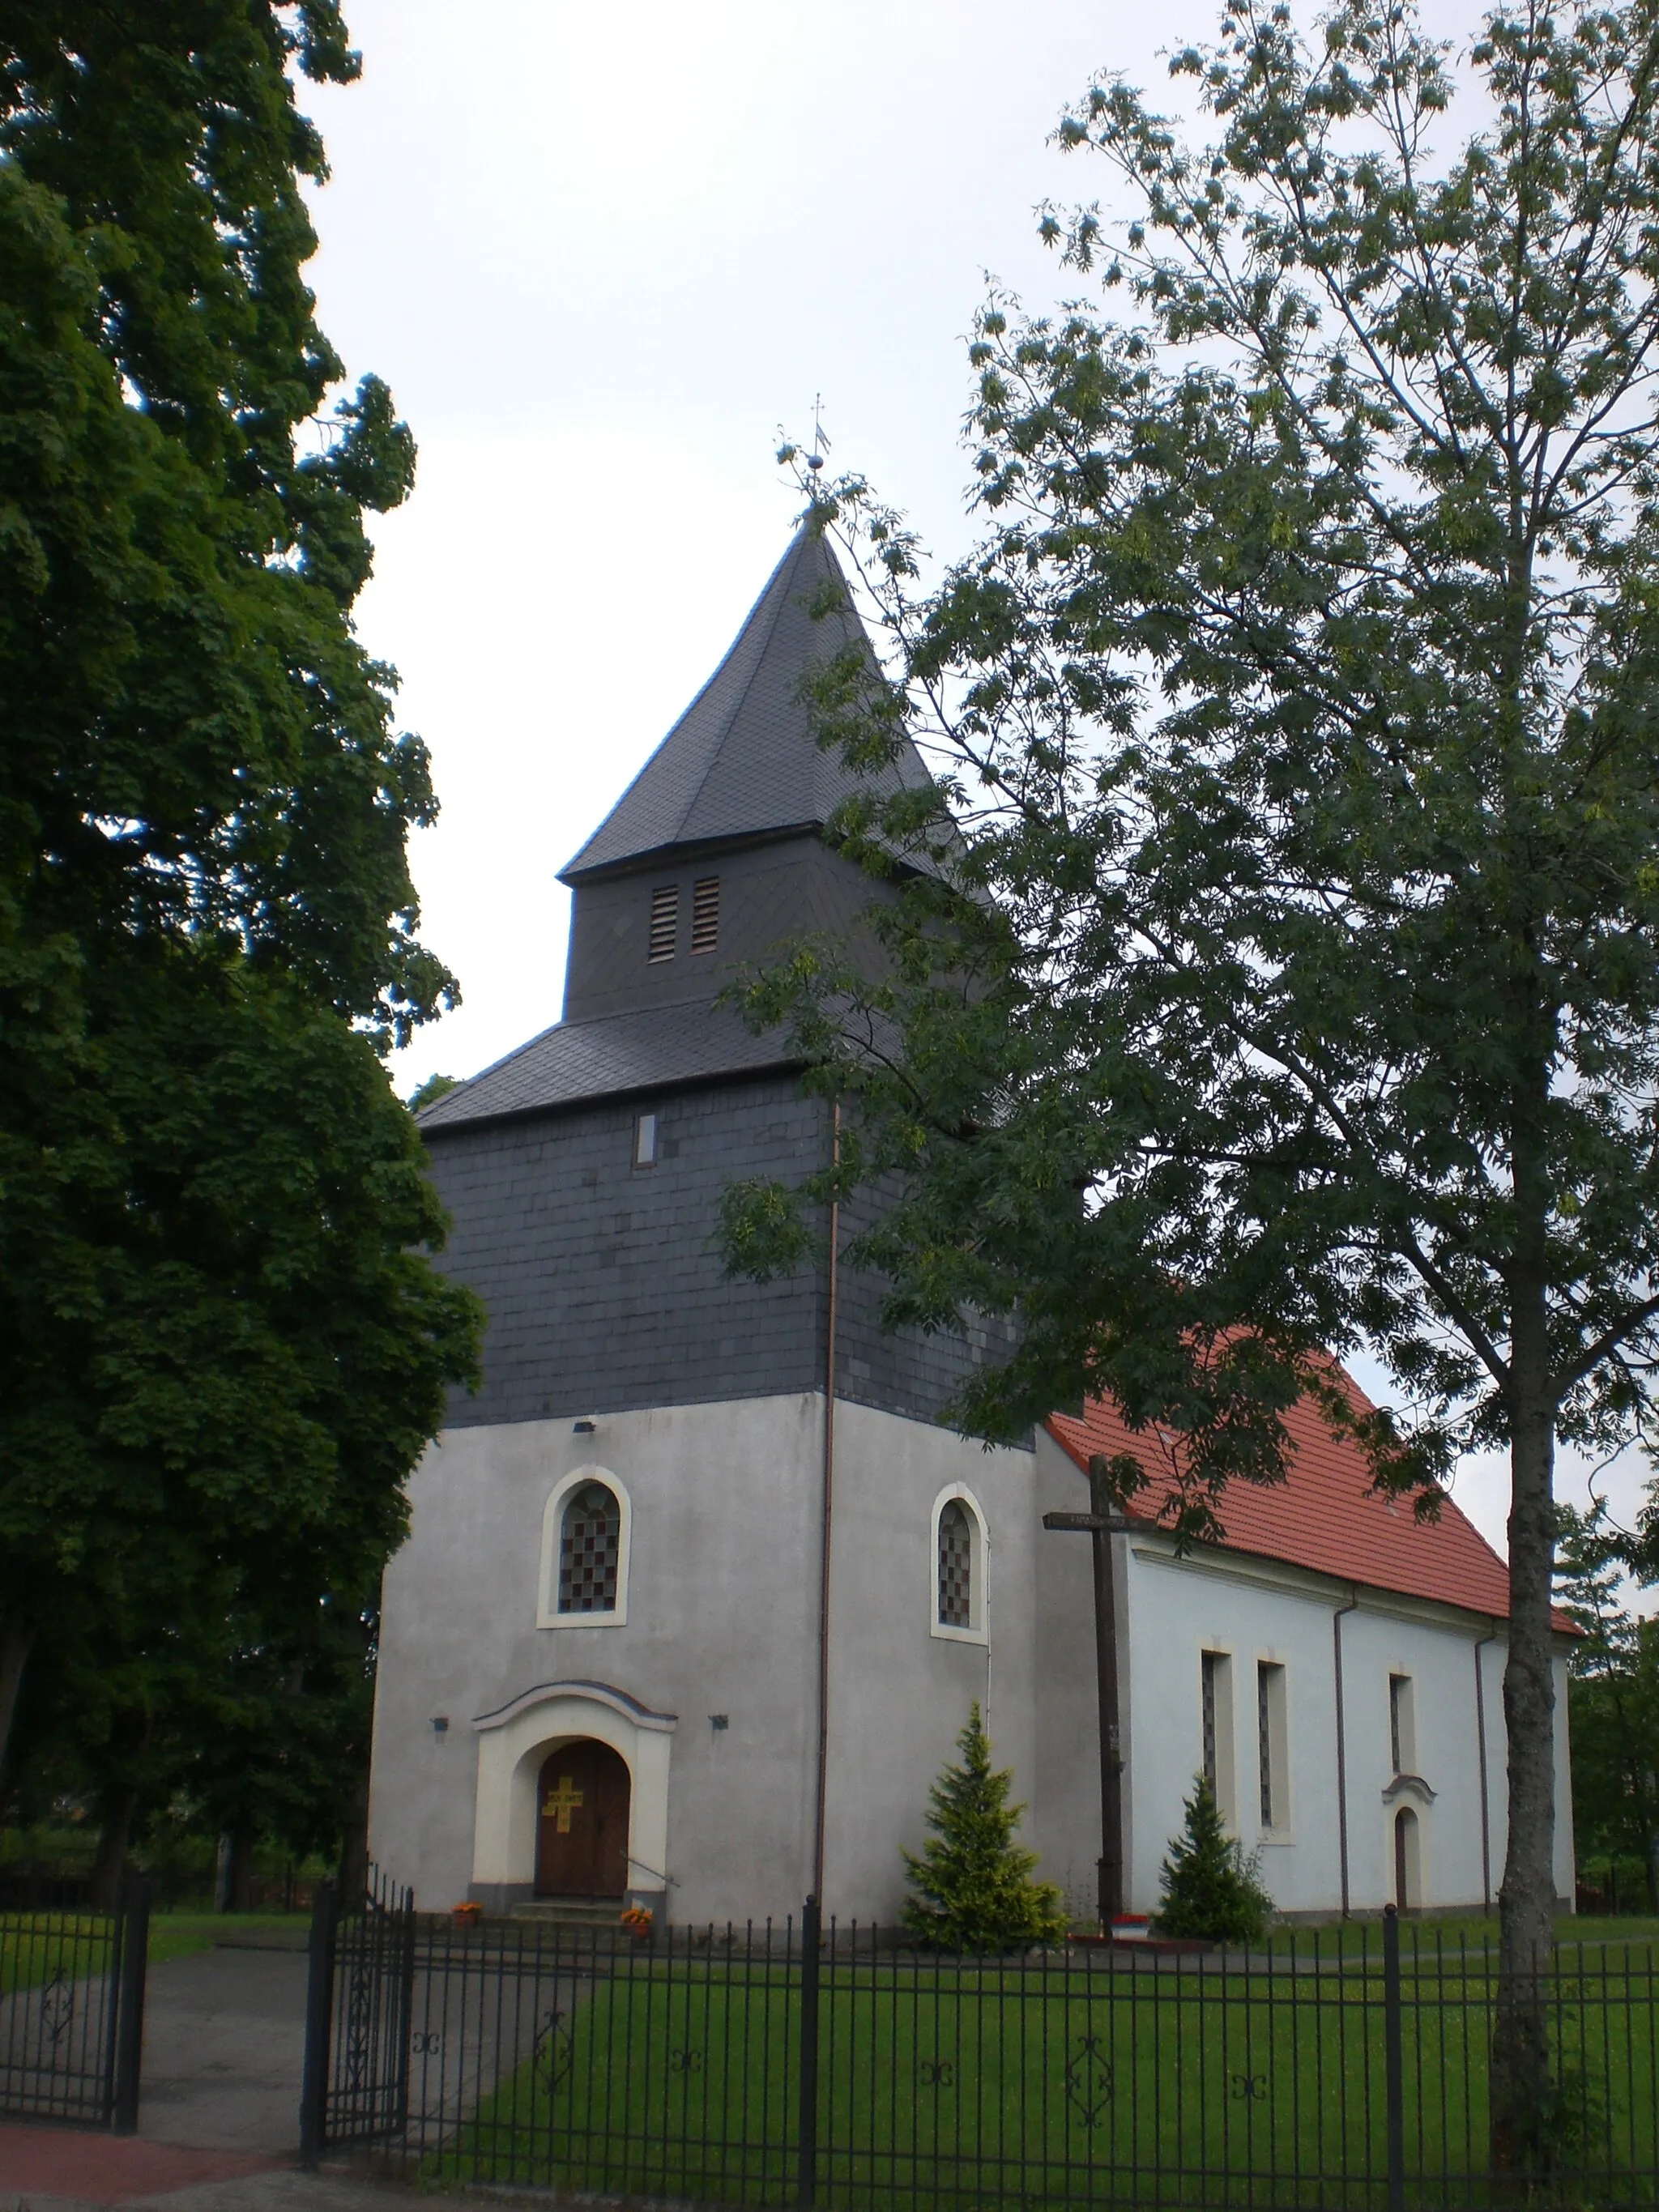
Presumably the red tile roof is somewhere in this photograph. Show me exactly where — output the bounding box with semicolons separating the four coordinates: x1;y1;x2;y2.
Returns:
1045;1370;1570;1629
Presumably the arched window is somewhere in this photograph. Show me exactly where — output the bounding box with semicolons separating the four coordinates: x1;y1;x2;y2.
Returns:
938;1502;973;1628
538;1468;631;1627
930;1486;987;1643
560;1481;621;1613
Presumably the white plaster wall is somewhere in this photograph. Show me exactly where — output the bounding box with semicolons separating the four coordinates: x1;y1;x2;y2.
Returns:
370;1394;1576;1927
370;1394;825;1919
1117;1547;1578;1918
817;1400;1039;1923
1122;1545;1346;1915
1337;1605;1486;1912
369;1392;1038;1924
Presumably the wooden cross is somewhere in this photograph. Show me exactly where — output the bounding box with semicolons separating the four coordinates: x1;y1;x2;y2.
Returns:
1042;1458;1135;1926
542;1775;584;1834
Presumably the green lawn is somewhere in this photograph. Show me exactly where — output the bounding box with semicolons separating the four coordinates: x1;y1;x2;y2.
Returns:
429;1950;1659;2210
0;1914;114;2001
1259;1915;1659;1962
1;1911;309;1993
146;1912;309;1966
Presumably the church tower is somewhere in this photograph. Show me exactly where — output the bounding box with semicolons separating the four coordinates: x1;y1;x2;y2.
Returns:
415;522;1004;1434
369;526;1043;1923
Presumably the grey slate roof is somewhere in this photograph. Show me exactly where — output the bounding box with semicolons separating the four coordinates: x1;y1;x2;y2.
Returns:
416;999;798;1133
559;522;935;883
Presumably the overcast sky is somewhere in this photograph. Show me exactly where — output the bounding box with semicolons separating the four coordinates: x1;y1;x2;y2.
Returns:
300;0;1651;1565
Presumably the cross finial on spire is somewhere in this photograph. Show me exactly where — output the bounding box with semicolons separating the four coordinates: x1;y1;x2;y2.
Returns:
807;394;830;477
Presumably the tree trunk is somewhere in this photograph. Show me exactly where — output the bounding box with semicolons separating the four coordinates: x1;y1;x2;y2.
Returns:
338;1767;370;1906
1491;1285;1559;2175
226;1826;257;1913
90;1786;139;1916
0;1613;36;1780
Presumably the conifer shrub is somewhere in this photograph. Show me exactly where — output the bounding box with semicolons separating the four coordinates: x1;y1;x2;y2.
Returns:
901;1703;1067;1952
1156;1775;1273;1944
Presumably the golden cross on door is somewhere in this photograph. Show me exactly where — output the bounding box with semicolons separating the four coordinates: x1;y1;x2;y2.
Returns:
542;1775;584;1833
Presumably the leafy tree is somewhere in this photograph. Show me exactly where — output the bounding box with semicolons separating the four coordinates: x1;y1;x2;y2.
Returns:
1557;1509;1659;1911
2;951;479;1882
725;0;1659;2162
901;1704;1067;1952
1156;1775;1273;1945
4;1532;382;1907
0;4;480;1818
170;1578;381;1909
409;1073;461;1112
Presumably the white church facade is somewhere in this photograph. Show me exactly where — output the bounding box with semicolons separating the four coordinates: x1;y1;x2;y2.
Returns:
369;526;1576;1928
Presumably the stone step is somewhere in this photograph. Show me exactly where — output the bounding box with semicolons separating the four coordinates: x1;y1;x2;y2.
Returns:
510;1896;628;1928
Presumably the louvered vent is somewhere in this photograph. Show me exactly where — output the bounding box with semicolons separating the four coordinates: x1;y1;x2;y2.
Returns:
648;884;679;962
691;876;720;955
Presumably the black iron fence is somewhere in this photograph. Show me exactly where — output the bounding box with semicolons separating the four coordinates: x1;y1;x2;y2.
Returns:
301;1886;1659;2210
0;1872;95;1913
0;1877;150;2130
0;1856;320;1916
1578;1857;1659;1920
300;1866;416;2163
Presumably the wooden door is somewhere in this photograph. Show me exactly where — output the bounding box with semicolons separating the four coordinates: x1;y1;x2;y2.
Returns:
535;1741;630;1897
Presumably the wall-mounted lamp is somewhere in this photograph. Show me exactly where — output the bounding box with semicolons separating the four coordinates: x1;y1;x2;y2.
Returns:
573;1416;597;1435
432;1716;450;1735
709;1714;729;1733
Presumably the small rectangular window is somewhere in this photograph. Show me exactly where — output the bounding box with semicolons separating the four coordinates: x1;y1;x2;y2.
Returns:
1257;1660;1287;1830
648;884;679;962
1389;1673;1416;1776
1201;1650;1235;1824
691;875;720;954
633;1112;658;1168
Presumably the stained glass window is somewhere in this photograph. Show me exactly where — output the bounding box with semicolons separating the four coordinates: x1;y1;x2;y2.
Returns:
938;1501;973;1628
559;1481;621;1613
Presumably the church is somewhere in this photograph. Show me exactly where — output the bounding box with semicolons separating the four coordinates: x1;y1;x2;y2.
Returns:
368;525;1576;1928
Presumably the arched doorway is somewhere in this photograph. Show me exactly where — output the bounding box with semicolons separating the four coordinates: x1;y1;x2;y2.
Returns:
1392;1807;1421;1913
535;1739;630;1897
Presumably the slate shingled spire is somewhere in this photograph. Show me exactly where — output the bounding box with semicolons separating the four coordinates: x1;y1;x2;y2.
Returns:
418;521;937;1135
559;521;931;884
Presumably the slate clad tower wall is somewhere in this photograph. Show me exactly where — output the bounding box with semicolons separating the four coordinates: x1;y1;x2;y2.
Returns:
418;523;1012;1435
561;834;889;1025
424;1078;826;1429
424;1077;1012;1433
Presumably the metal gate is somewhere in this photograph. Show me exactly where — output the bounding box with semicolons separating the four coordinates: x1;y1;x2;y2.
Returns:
0;1877;150;2129
299;1868;415;2161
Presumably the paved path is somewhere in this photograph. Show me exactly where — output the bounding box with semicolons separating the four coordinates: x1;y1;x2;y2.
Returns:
0;2126;280;2207
0;2159;426;2212
0;1948;576;2212
0;1943;316;2209
137;1949;309;2157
